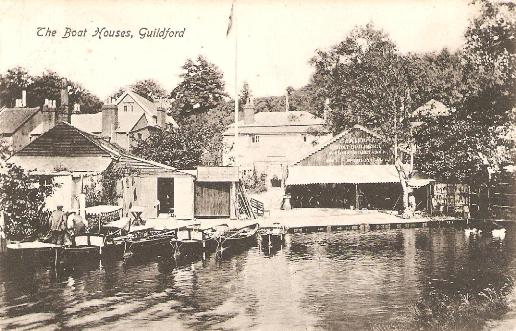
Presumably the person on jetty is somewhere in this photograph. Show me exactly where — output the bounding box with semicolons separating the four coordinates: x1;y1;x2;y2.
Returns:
67;210;86;234
48;205;67;245
66;210;86;246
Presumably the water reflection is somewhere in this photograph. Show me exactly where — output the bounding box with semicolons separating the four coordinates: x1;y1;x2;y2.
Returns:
0;226;515;330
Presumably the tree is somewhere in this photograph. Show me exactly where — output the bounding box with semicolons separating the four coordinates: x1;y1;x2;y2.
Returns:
0;165;57;240
131;79;167;101
68;82;103;113
0;67;32;107
133;121;210;169
171;55;227;116
310;24;425;214
310;24;427;138
0;69;103;113
413;0;515;186
460;0;515;172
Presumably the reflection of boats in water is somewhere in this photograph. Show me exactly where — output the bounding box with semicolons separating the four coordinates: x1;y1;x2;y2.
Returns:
259;222;287;247
117;229;177;261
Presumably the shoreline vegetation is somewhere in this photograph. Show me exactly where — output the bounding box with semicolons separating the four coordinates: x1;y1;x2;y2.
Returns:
373;278;514;331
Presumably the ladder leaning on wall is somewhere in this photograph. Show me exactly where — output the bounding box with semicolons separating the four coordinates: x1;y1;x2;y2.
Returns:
236;183;256;219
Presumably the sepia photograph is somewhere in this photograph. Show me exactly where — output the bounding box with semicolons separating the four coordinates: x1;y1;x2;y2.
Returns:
0;0;514;330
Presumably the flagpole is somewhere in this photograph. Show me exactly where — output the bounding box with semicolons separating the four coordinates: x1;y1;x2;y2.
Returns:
233;1;239;166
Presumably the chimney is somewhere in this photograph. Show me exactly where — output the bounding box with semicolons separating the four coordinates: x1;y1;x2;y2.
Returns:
243;98;255;125
102;101;118;141
22;90;27;107
41;99;57;129
60;78;70;123
157;108;167;128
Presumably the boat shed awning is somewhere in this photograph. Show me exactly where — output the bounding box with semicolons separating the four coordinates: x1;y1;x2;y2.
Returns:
286;165;402;186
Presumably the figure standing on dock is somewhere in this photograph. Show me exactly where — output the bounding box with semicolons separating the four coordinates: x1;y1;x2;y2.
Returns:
66;210;86;246
48;205;67;245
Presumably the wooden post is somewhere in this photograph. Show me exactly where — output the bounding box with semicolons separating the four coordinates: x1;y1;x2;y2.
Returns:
230;182;237;220
355;183;359;210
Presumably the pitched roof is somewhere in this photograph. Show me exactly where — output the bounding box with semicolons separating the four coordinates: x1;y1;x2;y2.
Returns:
411;99;453;118
223;111;325;135
9;121;184;175
292;125;409;165
71;113;103;133
116;111;146;133
0;107;40;135
115;90;179;128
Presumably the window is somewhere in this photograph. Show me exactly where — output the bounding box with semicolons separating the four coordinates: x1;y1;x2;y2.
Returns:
303;135;307;142
252;135;260;143
124;105;127;112
137;133;142;140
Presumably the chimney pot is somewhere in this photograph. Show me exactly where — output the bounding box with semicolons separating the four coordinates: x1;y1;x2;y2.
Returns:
243;98;255;125
101;103;119;141
22;90;27;107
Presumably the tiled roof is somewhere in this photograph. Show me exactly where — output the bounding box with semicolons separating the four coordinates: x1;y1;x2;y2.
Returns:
223;111;325;135
9;121;182;174
0;107;40;135
71;113;103;134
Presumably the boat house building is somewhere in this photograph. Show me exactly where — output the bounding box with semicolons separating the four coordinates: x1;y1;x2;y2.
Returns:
286;125;432;211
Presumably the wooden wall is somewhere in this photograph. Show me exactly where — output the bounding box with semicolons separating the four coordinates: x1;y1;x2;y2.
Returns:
194;182;231;218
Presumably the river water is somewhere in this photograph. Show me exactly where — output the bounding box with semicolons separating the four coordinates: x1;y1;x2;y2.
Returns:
1;226;515;330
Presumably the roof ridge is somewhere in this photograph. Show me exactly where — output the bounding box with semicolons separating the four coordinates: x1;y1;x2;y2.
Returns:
57;121;122;158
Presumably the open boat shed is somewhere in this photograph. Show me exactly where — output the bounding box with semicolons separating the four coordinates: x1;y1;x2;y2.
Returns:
286;125;432;211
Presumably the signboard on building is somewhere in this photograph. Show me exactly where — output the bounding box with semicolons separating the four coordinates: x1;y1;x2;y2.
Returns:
297;127;393;166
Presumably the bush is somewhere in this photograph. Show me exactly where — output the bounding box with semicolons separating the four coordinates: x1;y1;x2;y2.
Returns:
0;164;57;240
242;168;267;193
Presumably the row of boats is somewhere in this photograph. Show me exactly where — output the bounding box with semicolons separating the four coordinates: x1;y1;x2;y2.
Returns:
7;222;288;265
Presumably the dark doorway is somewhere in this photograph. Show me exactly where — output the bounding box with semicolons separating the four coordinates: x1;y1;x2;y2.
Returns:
158;178;174;214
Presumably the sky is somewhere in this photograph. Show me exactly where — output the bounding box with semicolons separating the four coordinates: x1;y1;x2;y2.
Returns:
0;0;479;100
